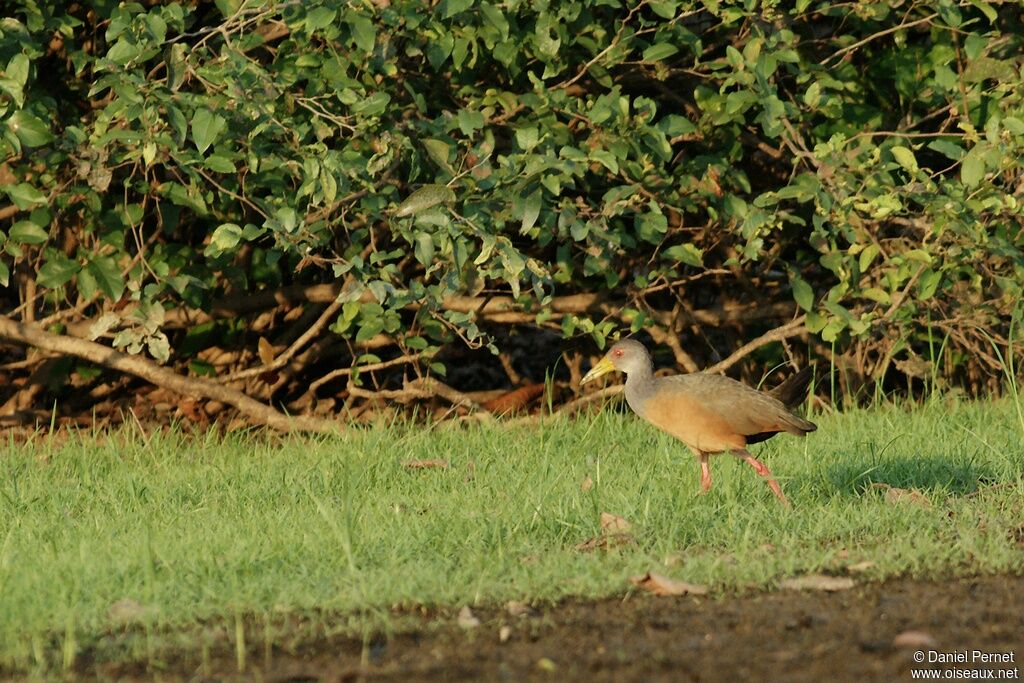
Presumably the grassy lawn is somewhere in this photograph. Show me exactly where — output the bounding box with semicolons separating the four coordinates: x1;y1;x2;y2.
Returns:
2;398;1022;674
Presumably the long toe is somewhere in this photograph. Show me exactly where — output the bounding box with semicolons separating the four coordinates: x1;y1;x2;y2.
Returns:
740;452;791;508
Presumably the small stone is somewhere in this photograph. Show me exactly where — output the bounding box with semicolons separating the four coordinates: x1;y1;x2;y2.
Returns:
893;630;937;648
457;605;480;629
506;600;533;618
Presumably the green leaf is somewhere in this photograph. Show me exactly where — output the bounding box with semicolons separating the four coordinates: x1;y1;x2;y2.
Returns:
649;1;679;19
663;243;703;267
355;318;384;342
8;220;49;245
86;256;125;301
534;15;561;58
519;189;542;234
790;273;814;311
927;139;963;161
968;0;997;23
658;115;696;136
1004;117;1024;136
0;261;8;287
422;139;454;174
204;155;235;173
37;255;80;288
480;4;509;38
306;7;336;31
6;54;29;88
859;243;881;272
190;108;226;154
515;127;539;150
206;223;243;256
861;287;891;304
961;148;985;188
166;43;187;91
395;185;455;218
349;15;376;53
635;210;667;242
890;146;918;173
456;109;485;135
803;81;821;108
643;43;678;61
7;110;53;147
918;268;942;299
76;267;98;300
414;232;435;266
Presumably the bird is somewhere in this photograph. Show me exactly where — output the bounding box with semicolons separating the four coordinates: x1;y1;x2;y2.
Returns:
580;339;816;506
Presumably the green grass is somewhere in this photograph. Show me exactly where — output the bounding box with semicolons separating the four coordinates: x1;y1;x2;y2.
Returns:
2;398;1023;674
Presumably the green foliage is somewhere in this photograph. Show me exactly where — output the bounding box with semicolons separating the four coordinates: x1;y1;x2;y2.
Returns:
0;0;1022;392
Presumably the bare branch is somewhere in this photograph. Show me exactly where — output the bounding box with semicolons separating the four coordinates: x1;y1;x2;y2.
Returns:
704;316;808;375
0;315;340;434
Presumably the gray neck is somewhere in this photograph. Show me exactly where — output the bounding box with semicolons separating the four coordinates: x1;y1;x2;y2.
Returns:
623;359;655;418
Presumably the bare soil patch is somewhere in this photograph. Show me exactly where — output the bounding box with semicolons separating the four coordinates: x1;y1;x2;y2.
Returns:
71;574;1024;682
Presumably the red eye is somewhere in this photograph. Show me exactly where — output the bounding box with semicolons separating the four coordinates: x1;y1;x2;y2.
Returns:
612;348;624;358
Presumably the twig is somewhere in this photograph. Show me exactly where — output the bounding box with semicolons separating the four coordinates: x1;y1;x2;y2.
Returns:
345;376;491;416
821;13;938;65
552;2;653;91
704;316;808;375
309;352;426;393
407;377;490;414
220;297;345;383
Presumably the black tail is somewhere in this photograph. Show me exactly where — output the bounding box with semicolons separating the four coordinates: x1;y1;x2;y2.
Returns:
768;366;814;409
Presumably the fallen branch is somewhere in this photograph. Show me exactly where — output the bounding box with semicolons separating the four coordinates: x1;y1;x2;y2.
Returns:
346;376;492;417
0;315;340;434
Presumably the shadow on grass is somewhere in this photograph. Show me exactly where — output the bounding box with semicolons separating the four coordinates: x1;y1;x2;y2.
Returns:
822;454;999;497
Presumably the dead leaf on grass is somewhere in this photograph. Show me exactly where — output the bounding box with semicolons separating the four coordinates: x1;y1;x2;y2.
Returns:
403;459;450;470
576;511;636;552
893;630;937;648
779;574;855;592
457;605;480;629
600;512;631;533
871;483;932;507
575;533;635;552
630;572;708;597
846;560;876;574
580;475;594;492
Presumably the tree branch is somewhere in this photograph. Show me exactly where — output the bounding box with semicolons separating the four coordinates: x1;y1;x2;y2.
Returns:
0;315;339;434
704;316;808;375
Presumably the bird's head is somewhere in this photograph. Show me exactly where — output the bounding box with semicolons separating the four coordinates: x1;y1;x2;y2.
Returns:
580;339;650;384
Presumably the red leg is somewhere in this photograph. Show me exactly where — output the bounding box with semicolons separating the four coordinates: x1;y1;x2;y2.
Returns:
699;452;712;493
739;451;791;507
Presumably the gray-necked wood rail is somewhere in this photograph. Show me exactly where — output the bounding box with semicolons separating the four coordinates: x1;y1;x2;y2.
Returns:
580;339;816;506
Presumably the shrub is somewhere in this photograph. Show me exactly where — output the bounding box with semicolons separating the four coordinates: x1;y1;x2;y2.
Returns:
1;0;1021;417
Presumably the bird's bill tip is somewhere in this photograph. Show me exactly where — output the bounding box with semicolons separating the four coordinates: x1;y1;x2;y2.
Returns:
580;357;615;385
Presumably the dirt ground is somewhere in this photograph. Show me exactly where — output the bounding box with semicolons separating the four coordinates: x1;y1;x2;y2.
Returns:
77;574;1024;683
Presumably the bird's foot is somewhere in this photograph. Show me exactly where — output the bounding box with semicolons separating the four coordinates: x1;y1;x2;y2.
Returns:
741;453;791;508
